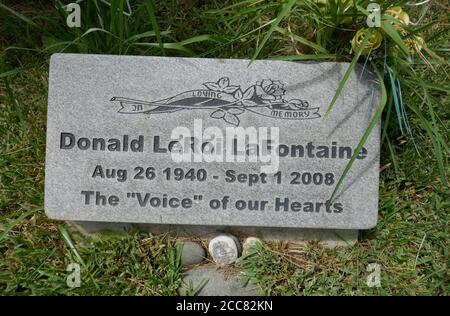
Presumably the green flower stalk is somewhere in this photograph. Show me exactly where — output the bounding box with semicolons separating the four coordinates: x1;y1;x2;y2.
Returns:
314;0;354;24
351;28;383;55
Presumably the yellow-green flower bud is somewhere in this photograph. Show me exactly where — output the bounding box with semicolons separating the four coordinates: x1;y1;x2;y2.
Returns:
385;6;410;32
405;36;424;53
351;28;383;55
385;6;402;19
389;35;424;57
399;11;410;25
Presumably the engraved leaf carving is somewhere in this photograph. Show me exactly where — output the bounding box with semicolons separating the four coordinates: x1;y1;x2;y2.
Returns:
223;86;240;93
243;86;255;99
210;109;225;119
203;82;221;91
223;113;240;126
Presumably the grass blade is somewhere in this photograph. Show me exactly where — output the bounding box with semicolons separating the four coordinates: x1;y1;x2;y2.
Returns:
0;68;22;79
179;34;214;46
124;30;171;43
269;54;336;61
408;98;448;186
199;17;275;57
250;0;297;65
0;209;37;242
381;19;409;56
0;3;38;28
329;63;387;202
134;35;213;55
381;90;394;144
145;0;165;55
59;226;100;290
205;0;265;14
3;78;24;125
386;135;399;177
325;28;373;116
59;226;84;265
134;42;193;54
274;26;329;54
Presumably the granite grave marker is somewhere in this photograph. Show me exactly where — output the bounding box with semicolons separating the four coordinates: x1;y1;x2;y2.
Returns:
45;54;380;230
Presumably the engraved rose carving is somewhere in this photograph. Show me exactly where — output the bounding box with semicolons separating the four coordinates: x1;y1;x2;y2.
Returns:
255;79;286;103
282;98;309;109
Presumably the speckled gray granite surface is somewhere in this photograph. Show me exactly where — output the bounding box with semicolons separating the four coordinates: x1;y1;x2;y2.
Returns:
45;54;380;230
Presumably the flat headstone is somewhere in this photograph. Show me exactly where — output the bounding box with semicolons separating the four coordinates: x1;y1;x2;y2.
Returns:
45;54;380;230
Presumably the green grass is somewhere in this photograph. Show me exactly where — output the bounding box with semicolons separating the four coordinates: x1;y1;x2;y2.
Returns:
0;0;449;295
238;139;449;295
